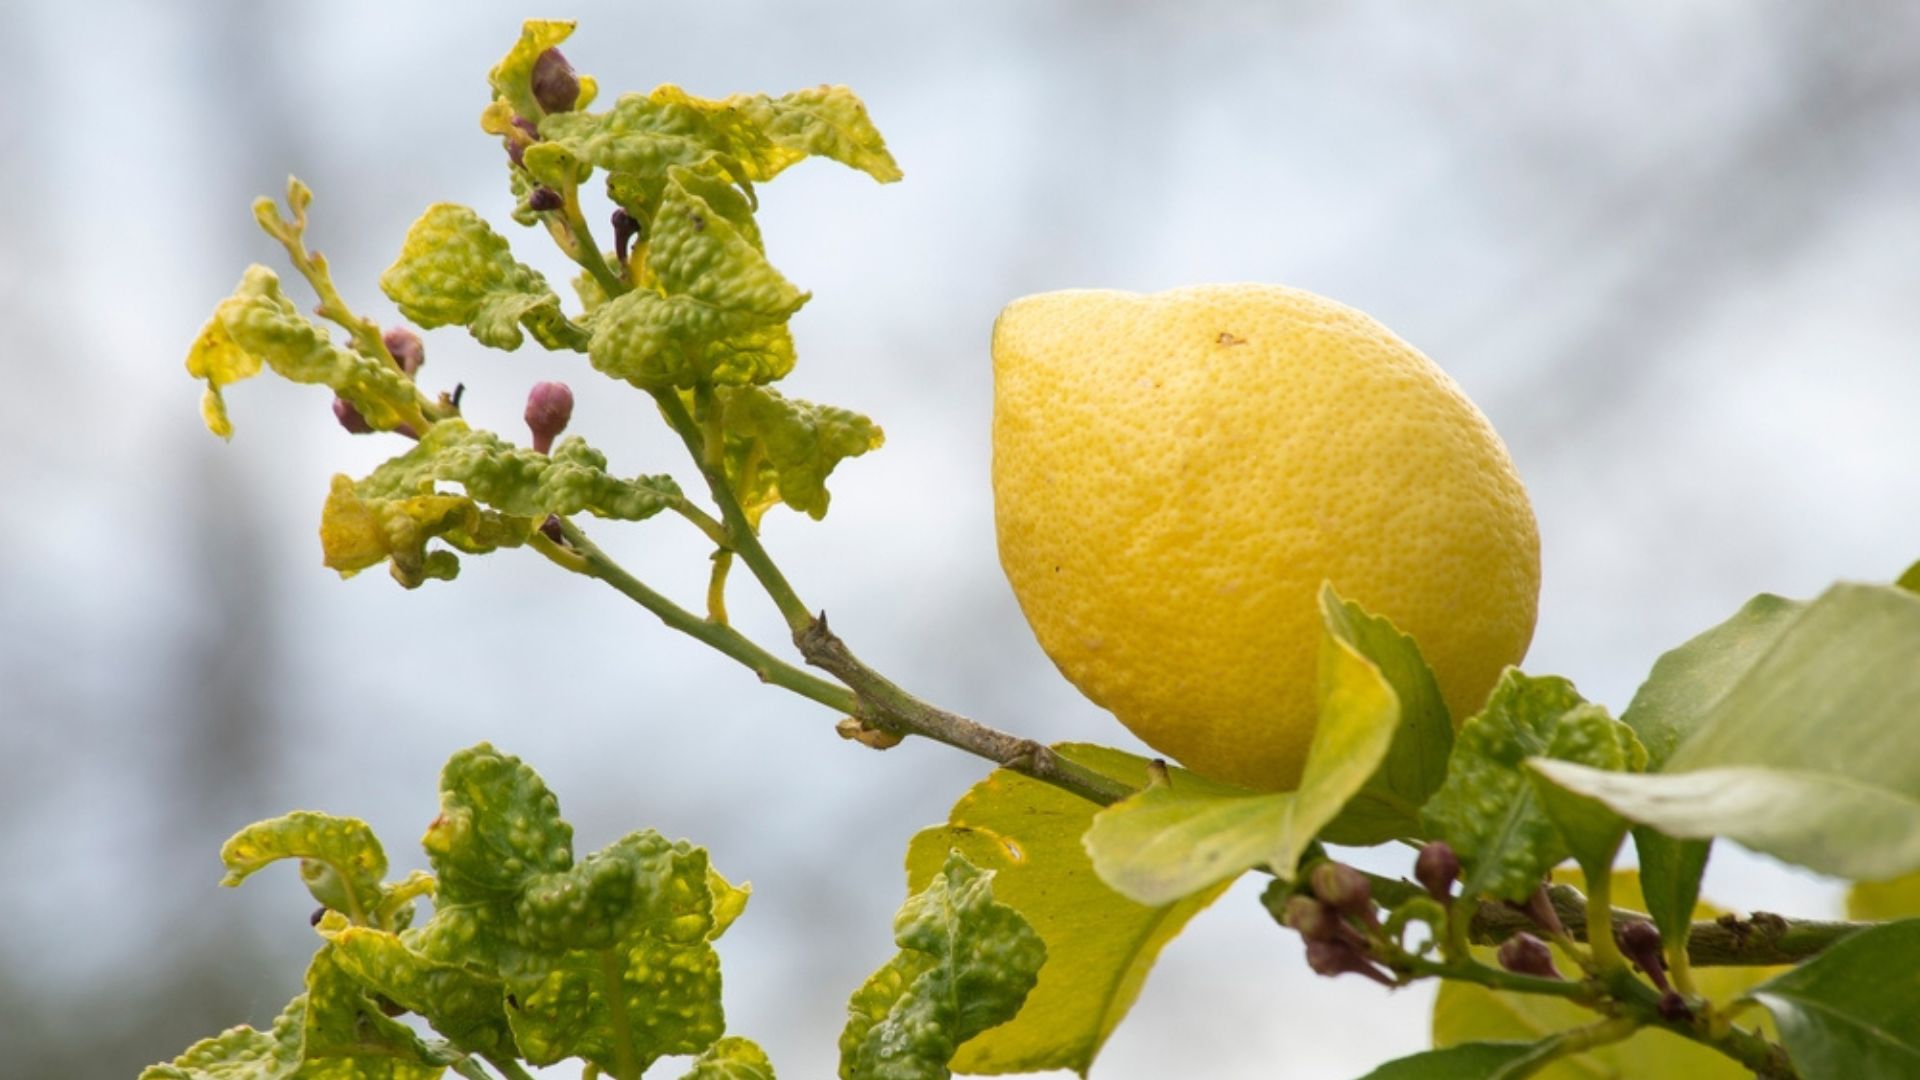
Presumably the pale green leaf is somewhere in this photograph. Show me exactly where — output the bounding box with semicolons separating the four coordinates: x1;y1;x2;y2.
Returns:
1527;584;1920;880
1317;585;1453;846
1746;919;1920;1078
329;927;517;1060
904;744;1228;1076
1848;870;1920;921
1620;593;1805;769
1086;589;1401;904
680;1036;776;1079
379;204;580;351
220;812;387;924
839;851;1046;1080
185;266;429;437
715;385;884;523
1632;828;1712;957
1433;870;1777;1080
1422;674;1646;902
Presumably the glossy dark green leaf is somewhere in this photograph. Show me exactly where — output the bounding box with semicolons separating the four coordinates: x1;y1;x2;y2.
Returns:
1356;1041;1537;1079
1746;919;1920;1077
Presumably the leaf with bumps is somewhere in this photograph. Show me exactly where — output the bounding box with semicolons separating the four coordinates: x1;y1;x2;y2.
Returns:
589;170;807;390
1421;672;1648;902
220;811;388;925
185;266;429;438
300;945;446;1077
318;474;525;589
329;928;517;1060
488;19;597;121
713;385;883;524
379;204;582;351
679;1036;777;1079
736;85;902;183
838;851;1046;1080
140;999;305;1080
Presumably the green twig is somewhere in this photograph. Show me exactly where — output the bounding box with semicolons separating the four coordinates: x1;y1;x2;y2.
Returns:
483;1057;537;1080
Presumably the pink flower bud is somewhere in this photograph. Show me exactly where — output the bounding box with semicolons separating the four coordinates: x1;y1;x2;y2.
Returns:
333;396;371;434
1309;861;1373;918
382;326;425;376
528;187;563;213
1414;841;1460;902
524;381;574;454
1496;932;1562;980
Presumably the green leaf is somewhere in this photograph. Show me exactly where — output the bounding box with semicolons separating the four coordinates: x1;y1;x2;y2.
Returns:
1356;1041;1538;1079
712;385;884;524
318;420;679;587
1085;588;1403;904
301;944;445;1078
220;812;388;922
329;927;517;1060
140;999;304;1080
1848;870;1920;921
379;204;580;351
488;19;597;120
1528;766;1627;884
1433;870;1777;1080
1317;585;1453;846
1620;593;1806;770
412;744;738;1074
1633;828;1711;958
679;1036;776;1079
185;266;429;438
1421;673;1646;902
1745;919;1920;1077
903;744;1228;1076
1895;559;1920;594
589;170;807;390
839;851;1046;1080
1528;584;1920;880
542;84;897;191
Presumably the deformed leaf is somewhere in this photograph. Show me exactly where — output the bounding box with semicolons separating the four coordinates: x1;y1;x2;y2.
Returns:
715;385;884;523
185;266;429;437
679;1036;776;1079
329;927;516;1059
1527;584;1920;881
734;85;902;183
904;744;1228;1076
379;204;580;351
319;474;520;589
1745;919;1920;1078
590;170;807;390
1421;672;1646;902
839;851;1046;1080
301;944;445;1077
1086;589;1402;904
140;999;304;1080
220;812;388;924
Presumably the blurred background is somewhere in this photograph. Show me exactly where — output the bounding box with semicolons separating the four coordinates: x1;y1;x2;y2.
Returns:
3;1;1918;1076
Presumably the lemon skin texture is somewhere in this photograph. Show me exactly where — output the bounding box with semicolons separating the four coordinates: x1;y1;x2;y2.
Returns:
991;284;1540;792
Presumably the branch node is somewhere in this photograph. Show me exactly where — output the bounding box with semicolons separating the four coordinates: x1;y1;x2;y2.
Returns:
836;716;904;750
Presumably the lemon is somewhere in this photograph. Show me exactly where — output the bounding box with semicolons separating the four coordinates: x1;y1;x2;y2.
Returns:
991;283;1540;792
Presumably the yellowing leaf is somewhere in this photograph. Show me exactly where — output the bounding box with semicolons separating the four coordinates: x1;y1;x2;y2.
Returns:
379;204;581;351
716;386;883;523
905;745;1227;1076
487;19;595;120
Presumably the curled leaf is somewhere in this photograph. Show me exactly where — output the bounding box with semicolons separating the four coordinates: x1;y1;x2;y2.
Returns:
380;204;582;351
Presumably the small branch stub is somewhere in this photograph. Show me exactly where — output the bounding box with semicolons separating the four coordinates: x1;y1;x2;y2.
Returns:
836;717;904;750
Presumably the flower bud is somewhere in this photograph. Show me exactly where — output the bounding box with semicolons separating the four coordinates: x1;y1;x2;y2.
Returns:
382;326;425;376
1282;895;1338;942
333;396;371;434
1618;920;1672;992
1414;841;1460;902
539;514;565;544
1657;990;1693;1022
1496;932;1562;980
611;207;641;264
309;906;327;927
507;116;539;167
1304;939;1395;986
528;186;563;214
525;381;574;453
1309;861;1372;918
531;48;580;114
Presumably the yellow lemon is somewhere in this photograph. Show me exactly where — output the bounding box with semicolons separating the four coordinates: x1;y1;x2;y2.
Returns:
991;284;1540;791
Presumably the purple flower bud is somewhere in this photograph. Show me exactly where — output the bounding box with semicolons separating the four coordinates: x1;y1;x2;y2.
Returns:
525;381;574;454
1618;920;1673;992
1657;990;1693;1022
539;514;565;544
1282;896;1338;942
611;207;641;264
1304;939;1395;986
528;186;563;213
382;326;425;376
333;396;371;435
507;116;539;167
531;48;580;114
1414;841;1460;902
1496;932;1562;980
309;906;327;927
1309;861;1373;918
